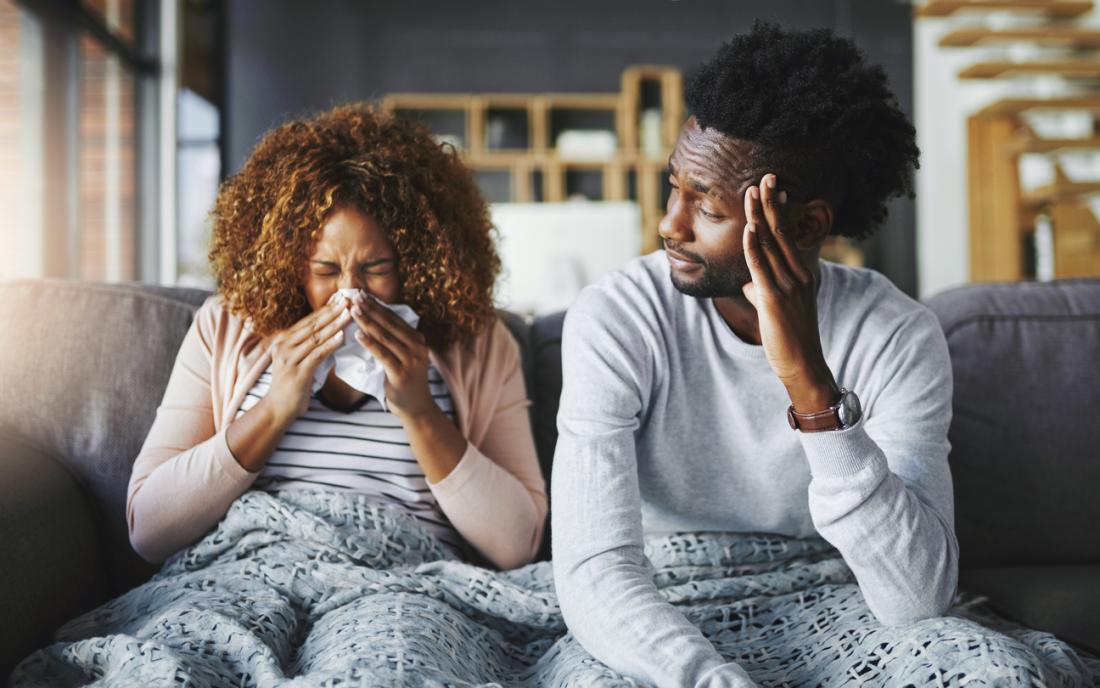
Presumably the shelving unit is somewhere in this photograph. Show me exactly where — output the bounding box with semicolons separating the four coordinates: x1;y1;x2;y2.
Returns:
381;64;865;267
917;0;1100;280
939;26;1100;47
915;1;1093;18
959;60;1100;79
381;66;683;253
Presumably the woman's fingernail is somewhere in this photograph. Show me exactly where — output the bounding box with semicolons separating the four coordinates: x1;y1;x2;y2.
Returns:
352;306;362;317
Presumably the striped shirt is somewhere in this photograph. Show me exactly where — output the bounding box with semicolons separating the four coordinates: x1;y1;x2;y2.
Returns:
236;364;465;554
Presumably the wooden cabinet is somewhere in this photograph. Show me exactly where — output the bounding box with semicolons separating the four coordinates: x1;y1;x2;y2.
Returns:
381;66;683;253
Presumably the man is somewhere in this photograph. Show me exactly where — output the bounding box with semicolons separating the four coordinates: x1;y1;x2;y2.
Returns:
552;22;957;687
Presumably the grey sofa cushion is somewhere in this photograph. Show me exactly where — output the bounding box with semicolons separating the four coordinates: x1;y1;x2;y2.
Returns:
924;280;1100;568
529;311;565;562
0;280;211;594
497;309;533;412
530;311;566;482
0;435;107;679
960;565;1100;656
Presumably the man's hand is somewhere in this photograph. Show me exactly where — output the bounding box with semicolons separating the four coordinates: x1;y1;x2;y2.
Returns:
742;173;840;413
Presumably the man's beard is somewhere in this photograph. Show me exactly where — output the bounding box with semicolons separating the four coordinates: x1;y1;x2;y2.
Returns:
669;254;752;298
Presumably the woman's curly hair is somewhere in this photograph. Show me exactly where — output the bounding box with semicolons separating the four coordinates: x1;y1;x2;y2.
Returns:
209;103;500;348
685;21;919;240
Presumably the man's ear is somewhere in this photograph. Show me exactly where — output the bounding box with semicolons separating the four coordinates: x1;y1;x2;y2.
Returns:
793;200;834;250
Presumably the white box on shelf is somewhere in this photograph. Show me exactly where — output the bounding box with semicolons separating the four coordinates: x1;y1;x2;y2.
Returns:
491;201;642;316
555;130;618;160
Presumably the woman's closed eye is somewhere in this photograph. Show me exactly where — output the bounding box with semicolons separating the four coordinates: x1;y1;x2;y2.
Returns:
362;260;395;276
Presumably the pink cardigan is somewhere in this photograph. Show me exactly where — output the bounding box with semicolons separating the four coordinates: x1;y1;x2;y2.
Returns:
127;295;547;569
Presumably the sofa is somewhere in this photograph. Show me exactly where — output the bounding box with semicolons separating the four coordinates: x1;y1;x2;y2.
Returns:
1;276;1097;680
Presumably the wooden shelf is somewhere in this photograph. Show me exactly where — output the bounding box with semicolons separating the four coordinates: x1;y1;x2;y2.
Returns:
1023;180;1100;207
940;5;1100;279
960;60;1100;79
381;66;685;254
1046;201;1100;276
977;95;1100;116
940;26;1100;48
621;65;684;154
1007;136;1100;154
916;1;1093;18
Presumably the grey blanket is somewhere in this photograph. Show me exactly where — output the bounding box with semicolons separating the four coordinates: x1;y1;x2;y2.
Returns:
11;490;1100;686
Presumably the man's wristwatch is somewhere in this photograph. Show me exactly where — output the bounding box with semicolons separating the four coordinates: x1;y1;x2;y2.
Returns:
787;388;862;433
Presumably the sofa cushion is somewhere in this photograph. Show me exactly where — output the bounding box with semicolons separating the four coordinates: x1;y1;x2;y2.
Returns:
530;311;566;479
924;280;1100;568
529;311;565;561
496;309;533;416
0;435;107;679
960;565;1100;656
0;280;211;594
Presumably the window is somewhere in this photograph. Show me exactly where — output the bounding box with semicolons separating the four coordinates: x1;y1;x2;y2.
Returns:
0;0;167;283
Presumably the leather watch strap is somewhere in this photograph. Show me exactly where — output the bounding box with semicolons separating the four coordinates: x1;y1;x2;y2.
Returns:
786;404;843;432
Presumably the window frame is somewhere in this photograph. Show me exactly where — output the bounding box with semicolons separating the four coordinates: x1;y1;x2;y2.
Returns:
15;0;169;283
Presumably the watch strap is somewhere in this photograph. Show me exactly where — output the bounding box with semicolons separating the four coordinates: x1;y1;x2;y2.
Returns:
787;389;847;433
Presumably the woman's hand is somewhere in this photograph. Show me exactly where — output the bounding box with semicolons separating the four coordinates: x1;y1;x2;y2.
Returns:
348;292;436;420
264;298;351;422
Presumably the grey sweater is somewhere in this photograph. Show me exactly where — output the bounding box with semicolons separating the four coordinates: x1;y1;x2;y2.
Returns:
551;252;959;688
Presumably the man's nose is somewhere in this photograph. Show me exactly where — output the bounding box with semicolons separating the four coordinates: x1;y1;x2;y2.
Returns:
657;195;693;245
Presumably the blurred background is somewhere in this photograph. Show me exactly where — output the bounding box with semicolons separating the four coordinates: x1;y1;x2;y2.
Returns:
2;0;1100;315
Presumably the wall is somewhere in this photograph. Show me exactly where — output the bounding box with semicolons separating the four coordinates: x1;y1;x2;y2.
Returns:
224;0;918;294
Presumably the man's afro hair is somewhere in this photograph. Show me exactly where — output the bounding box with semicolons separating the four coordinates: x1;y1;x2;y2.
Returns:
685;21;919;240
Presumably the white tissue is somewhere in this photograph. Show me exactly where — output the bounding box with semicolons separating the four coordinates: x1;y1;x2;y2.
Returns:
312;288;420;410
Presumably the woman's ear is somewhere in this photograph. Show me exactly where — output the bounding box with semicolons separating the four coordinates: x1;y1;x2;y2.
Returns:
793;199;834;251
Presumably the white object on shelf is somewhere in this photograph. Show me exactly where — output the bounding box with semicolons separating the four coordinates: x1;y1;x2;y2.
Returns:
1023;110;1094;140
1018;154;1054;191
555;130;617;159
1058;151;1100;182
1034;213;1055;282
640;108;663;158
491;201;642;315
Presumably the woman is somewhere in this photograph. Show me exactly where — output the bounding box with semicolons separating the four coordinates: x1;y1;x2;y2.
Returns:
127;103;546;569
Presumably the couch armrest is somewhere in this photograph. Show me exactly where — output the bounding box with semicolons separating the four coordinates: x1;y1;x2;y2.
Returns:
0;435;108;680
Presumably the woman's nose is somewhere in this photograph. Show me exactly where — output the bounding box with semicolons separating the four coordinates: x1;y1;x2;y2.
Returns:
338;273;364;293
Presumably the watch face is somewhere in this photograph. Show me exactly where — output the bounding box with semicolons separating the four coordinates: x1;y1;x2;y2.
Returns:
837;389;862;427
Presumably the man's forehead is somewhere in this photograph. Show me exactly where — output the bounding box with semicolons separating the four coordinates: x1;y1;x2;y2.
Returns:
670;119;754;198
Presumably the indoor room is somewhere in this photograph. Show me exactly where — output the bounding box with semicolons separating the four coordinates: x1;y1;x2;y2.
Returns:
2;1;1098;685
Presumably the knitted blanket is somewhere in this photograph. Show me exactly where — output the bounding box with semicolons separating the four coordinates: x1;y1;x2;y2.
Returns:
12;490;1100;687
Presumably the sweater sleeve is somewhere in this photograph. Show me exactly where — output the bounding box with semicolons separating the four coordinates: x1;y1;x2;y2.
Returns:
552;288;757;688
126;303;259;563
800;306;959;626
428;320;548;570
